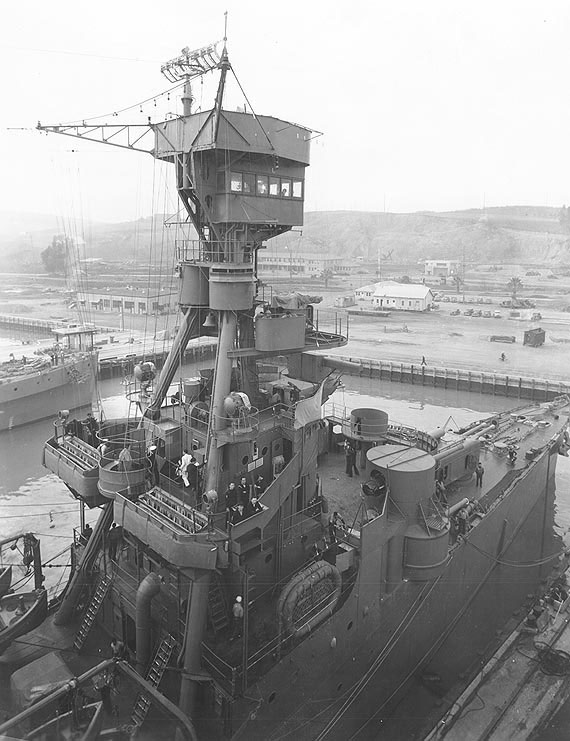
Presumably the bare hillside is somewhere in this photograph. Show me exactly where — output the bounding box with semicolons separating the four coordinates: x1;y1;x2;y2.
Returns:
1;206;569;271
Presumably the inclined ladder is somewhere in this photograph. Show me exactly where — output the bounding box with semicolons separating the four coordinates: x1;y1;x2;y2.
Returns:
130;634;177;729
208;573;229;634
73;574;113;651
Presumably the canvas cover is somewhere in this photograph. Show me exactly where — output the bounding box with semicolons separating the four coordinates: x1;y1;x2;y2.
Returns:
10;651;73;709
271;292;322;309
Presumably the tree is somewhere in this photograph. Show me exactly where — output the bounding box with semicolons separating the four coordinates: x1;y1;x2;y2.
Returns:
451;273;464;294
507;276;523;300
41;235;71;274
322;269;333;288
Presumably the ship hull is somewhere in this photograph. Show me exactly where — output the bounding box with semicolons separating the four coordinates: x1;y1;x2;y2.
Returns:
0;356;95;431
234;441;561;740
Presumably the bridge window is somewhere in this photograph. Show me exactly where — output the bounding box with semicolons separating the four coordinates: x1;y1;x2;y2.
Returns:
222;170;303;199
243;173;255;194
256;175;268;195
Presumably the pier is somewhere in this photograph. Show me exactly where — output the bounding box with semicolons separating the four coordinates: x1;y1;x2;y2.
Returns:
322;354;570;402
0;314;61;339
0;313;217;379
98;340;216;379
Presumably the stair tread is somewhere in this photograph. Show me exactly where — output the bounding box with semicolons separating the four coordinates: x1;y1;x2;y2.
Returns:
73;576;114;649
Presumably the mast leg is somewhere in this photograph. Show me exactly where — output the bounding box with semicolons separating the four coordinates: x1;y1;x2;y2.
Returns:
204;311;236;494
144;308;204;420
178;570;212;717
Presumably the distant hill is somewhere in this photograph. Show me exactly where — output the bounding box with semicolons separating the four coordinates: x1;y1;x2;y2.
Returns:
1;206;570;270
0;211;62;237
273;207;570;265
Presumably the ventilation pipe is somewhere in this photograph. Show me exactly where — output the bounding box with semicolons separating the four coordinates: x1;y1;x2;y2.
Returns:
136;572;162;673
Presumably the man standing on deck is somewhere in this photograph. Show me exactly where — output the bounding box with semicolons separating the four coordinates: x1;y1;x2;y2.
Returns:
345;441;359;477
237;476;250;505
118;445;132;472
178;449;195;488
231;596;244;640
110;637;127;660
475;462;484;487
83;412;99;447
108;523;123;561
225;482;238;509
146;445;159;486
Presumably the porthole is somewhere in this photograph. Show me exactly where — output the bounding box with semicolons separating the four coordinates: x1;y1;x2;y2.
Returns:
268;692;276;704
13;387;17;391
264;553;273;564
241;455;249;465
347;621;353;631
261;446;269;456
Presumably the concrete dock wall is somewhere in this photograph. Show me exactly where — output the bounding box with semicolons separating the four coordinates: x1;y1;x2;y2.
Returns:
323;354;570;402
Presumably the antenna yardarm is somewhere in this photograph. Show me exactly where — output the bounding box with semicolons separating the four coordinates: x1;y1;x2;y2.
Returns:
161;42;222;83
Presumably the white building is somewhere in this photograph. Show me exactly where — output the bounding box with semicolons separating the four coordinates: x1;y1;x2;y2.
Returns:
77;289;177;315
424;260;460;278
257;250;339;275
355;282;383;300
373;284;434;311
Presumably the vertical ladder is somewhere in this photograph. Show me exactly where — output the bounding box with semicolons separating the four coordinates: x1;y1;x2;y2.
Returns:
73;574;112;651
130;634;177;729
208;573;229;634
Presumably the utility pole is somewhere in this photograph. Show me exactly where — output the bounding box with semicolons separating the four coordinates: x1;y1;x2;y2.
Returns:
462;243;466;303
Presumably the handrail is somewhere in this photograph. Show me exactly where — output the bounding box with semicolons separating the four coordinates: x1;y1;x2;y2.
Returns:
176;238;254;264
214;407;259;433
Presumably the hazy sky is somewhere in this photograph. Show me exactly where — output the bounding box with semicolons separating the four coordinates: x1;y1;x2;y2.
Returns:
1;0;569;222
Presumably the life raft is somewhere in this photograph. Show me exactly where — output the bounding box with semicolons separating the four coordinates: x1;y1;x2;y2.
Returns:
277;560;342;638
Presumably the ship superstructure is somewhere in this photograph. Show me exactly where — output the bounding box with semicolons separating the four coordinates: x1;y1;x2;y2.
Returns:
0;325;96;431
1;38;570;741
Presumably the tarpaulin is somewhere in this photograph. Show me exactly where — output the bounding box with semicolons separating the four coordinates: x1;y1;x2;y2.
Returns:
10;651;73;709
270;292;323;310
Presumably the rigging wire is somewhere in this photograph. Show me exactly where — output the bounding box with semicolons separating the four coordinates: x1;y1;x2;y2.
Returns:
4;43;159;64
0;501;84;506
57;80;187;128
311;576;444;741
0;509;80;519
230;68;274;151
338;548;570;740
142;157;159;368
466;540;568;568
161;174;178;366
269;579;438;741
